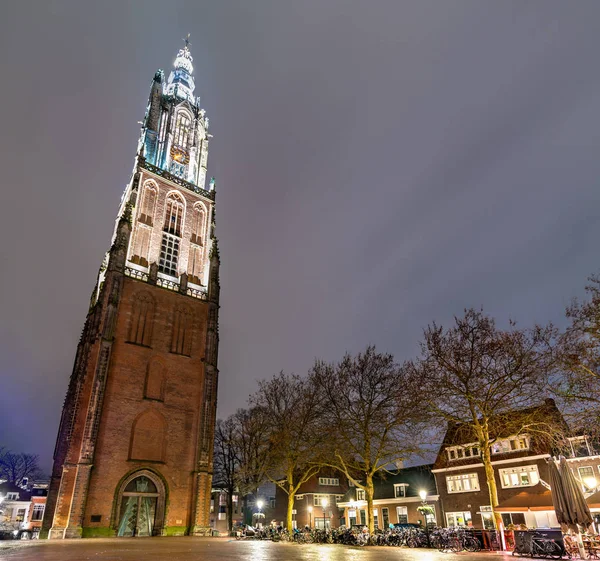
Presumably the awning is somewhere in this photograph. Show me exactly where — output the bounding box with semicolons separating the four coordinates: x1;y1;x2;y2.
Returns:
495;490;554;512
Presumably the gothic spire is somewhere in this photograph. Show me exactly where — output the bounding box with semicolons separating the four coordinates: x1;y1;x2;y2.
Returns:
165;35;196;102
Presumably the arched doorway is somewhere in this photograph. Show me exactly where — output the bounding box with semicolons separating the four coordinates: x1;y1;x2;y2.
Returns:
115;470;166;537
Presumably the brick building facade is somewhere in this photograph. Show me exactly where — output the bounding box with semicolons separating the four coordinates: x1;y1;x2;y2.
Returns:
431;399;598;530
273;470;348;529
41;40;221;539
338;465;440;529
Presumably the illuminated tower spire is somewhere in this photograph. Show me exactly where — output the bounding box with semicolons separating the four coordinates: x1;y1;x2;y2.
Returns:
165;34;196;102
42;38;220;540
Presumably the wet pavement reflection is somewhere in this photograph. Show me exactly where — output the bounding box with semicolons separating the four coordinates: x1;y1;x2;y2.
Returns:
0;536;513;561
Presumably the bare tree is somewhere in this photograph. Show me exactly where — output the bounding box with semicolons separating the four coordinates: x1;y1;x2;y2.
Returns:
555;274;600;434
310;346;429;533
233;407;270;525
412;309;563;544
213;417;239;533
0;448;43;484
250;372;326;532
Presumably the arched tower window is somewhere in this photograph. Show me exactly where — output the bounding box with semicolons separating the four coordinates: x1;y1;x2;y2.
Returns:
163;193;184;236
171;304;192;356
139;182;157;226
190;204;206;246
187;203;206;285
128;292;155;347
159;193;185;277
173;113;191;149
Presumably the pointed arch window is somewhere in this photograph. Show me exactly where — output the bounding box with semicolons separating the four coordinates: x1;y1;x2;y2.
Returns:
128;292;155;347
163;194;184;236
171;305;192;356
174;113;191;149
130;225;151;267
190;204;206;246
159;193;185;277
139;182;157;226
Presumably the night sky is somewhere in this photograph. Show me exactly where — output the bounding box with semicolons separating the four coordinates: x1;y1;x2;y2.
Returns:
1;1;600;472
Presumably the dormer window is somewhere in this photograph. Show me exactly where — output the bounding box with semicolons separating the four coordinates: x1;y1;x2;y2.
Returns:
491;436;530;455
356;489;365;501
446;444;480;461
569;436;593;458
394;484;407;498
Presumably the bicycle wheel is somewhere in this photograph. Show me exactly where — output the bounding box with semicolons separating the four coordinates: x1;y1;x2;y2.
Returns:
542;540;563;559
465;537;481;552
450;538;462;553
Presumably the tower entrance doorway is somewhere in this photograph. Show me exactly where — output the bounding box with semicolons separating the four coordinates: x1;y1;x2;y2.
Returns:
116;472;165;537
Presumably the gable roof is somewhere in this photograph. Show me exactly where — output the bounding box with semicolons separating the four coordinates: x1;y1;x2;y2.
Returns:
432;399;567;470
0;481;31;501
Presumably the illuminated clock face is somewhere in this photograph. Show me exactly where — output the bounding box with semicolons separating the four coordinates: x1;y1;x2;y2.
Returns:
170;146;189;164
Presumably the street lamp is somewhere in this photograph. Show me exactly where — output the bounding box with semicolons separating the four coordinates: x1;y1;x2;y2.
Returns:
308;505;313;528
322;498;329;530
256;499;264;529
419;490;430;547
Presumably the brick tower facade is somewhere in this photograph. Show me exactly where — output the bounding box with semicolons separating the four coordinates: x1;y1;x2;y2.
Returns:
42;40;220;539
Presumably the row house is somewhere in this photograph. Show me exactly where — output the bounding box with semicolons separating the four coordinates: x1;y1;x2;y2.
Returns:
338;465;440;529
209;489;242;534
273;471;348;529
432;398;598;530
210;483;277;533
0;481;48;538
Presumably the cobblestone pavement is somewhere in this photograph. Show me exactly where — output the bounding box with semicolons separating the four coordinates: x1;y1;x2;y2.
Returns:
0;537;514;561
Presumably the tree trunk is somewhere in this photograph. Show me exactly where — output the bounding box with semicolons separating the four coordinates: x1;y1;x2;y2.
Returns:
482;445;506;550
226;489;234;534
366;473;375;534
286;483;295;532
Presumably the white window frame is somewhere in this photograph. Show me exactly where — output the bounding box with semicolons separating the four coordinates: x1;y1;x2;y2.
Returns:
498;465;540;489
446;443;480;461
394;484;407;498
356;489;365;501
578;466;597;491
491;435;530;455
318;477;340;486
569;436;593;457
396;506;408;524
31;504;45;521
446;511;472;527
313;494;330;506
446;473;480;493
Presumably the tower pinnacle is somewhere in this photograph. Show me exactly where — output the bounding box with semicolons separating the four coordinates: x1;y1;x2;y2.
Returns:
166;36;196;101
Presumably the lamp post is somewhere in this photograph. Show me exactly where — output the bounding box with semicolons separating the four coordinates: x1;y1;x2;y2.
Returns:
322;497;329;530
256;499;264;529
308;505;313;528
419;490;430;547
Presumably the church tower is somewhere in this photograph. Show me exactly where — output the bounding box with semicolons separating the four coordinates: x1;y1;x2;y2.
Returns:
42;39;220;538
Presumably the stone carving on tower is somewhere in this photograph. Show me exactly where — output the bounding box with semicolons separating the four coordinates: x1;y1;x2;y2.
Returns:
42;37;220;539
